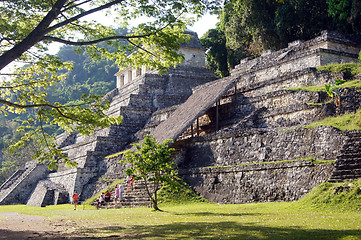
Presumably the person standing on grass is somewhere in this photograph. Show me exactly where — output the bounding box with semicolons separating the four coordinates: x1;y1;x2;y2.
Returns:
72;192;80;210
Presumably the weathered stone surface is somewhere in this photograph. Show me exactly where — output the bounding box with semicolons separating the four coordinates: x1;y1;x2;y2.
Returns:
179;161;334;203
330;130;361;182
0;162;49;205
177;126;347;168
27;180;68;207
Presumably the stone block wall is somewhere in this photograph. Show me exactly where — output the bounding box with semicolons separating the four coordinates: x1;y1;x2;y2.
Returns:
0;163;49;205
178;126;346;169
27;180;68;207
179;161;334;204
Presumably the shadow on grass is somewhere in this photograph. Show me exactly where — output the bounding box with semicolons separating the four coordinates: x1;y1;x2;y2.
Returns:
76;221;361;240
171;211;256;217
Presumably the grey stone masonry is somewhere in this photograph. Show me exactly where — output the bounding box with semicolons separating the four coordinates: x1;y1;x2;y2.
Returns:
329;130;361;182
0;161;49;205
177;126;347;169
179;161;334;204
27;180;68;207
231;30;361;82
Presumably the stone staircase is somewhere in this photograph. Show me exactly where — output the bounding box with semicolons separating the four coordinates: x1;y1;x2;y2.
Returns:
0;169;26;192
329;130;361;182
95;180;153;209
0;162;49;205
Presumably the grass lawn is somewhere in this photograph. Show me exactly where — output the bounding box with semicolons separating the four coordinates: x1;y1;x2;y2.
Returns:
1;200;360;239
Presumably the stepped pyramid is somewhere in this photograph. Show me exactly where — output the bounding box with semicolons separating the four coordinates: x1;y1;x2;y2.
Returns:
0;30;216;206
1;30;361;207
108;30;361;204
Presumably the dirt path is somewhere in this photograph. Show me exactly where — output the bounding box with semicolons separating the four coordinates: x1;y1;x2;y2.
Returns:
0;212;76;239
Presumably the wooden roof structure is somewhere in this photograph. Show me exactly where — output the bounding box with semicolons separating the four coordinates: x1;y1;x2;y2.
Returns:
150;75;238;143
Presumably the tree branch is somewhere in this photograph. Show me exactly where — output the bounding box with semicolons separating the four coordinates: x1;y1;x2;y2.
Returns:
38;111;52;151
47;0;124;33
0;0;124;71
43;35;148;46
62;0;93;13
0;98;78;121
0;0;67;71
127;39;157;57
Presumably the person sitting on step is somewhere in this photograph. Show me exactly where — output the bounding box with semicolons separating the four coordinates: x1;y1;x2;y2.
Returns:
105;190;111;202
97;193;105;209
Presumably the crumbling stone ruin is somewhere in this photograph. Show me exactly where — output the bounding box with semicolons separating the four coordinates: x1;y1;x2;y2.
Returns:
1;30;361;206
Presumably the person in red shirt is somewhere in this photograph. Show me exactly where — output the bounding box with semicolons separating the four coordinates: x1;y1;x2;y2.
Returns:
127;175;134;191
105;190;111;202
72;192;80;210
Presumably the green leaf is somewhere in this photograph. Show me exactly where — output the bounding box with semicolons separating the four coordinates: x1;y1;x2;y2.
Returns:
325;84;333;98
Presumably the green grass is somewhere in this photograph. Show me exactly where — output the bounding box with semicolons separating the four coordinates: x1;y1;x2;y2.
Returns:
305;109;361;130
289;79;361;93
1;180;361;239
289;84;327;92
317;62;361;78
296;179;361;212
288;61;361;93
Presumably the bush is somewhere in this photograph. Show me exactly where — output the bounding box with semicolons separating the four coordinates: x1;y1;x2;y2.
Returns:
157;179;207;205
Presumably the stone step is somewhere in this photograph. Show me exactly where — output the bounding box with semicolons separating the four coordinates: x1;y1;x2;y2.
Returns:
92;180;156;209
337;153;361;159
334;160;361;166
95;199;152;208
329;173;361;182
340;144;361;151
123;196;150;201
334;165;361;171
0;169;26;191
331;169;361;176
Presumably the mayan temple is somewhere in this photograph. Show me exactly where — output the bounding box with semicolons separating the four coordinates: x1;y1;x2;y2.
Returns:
1;30;361;206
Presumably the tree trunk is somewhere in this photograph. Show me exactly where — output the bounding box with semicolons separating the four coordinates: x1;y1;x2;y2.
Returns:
152;189;161;211
0;0;67;70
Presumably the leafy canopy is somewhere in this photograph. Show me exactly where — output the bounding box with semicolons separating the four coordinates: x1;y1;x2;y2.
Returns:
202;0;361;77
0;0;218;169
122;135;177;211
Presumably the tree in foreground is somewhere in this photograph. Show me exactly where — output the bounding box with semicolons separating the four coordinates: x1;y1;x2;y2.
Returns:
0;0;217;169
122;135;176;211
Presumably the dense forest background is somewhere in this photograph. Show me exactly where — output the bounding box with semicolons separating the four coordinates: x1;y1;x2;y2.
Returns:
1;0;360;184
201;0;361;77
0;40;120;184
